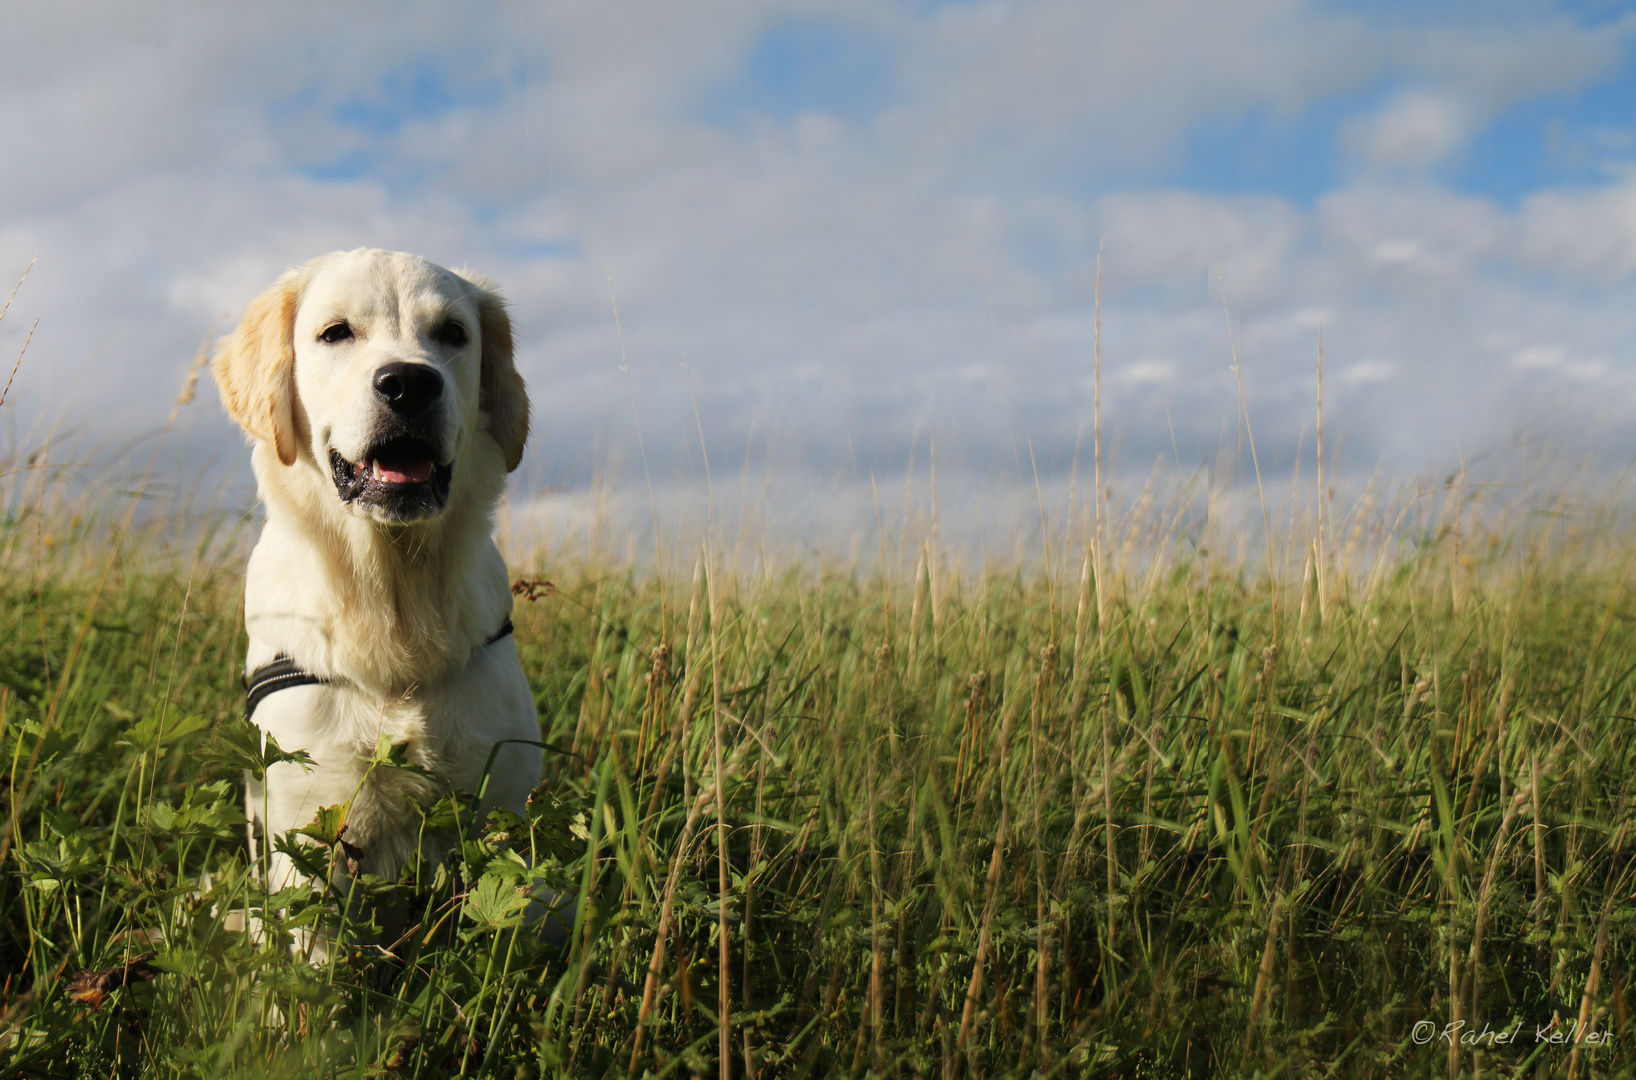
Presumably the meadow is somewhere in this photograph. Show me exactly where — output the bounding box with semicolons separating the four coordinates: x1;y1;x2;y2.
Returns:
2;421;1634;1080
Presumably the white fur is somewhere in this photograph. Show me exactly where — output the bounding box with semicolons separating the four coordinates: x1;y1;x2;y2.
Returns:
214;249;541;900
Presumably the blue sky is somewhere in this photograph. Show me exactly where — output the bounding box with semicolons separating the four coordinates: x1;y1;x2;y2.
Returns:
707;17;902;127
2;0;1636;491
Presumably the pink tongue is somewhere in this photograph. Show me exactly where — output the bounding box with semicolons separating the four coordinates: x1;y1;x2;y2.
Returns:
376;459;434;484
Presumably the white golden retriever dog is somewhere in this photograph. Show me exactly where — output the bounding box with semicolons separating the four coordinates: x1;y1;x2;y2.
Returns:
213;248;546;925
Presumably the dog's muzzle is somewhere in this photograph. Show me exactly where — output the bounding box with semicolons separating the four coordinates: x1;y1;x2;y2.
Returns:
329;362;456;521
329;435;453;521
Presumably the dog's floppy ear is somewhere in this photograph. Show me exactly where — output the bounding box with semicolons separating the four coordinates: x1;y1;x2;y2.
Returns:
213;268;306;467
469;280;529;472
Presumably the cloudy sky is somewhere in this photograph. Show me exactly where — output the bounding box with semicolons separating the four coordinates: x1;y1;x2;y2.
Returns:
2;0;1636;494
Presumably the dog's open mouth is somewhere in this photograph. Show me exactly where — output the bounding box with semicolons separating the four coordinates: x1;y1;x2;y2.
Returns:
329;437;453;520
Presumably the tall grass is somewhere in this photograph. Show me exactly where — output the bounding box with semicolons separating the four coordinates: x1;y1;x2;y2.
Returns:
3;433;1635;1078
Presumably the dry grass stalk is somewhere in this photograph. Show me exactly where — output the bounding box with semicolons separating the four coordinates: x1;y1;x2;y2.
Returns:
708;550;732;1077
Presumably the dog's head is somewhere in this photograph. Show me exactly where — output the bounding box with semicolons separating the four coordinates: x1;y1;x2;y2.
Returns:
213;249;529;525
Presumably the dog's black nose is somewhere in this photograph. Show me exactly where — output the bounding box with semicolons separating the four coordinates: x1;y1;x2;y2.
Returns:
373;362;443;416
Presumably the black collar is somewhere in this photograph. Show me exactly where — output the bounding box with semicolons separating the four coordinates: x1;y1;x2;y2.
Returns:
244;616;514;722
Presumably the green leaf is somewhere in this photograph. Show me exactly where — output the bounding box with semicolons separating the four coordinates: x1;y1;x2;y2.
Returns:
138;783;248;842
117;711;211;750
483;806;527;844
464;874;529;930
296;804;348;847
417;791;468;834
196;717;315;780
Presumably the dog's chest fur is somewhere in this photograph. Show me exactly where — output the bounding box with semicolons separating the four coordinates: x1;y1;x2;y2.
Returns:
239;466;537;885
246;632;539;885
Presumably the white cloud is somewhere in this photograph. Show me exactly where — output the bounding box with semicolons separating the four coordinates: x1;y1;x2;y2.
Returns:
1341;360;1394;387
901;0;1627;181
1513;346;1565;371
1119;360;1174;385
1317;183;1513;279
1096;191;1304;300
0;0;1634;491
1372;240;1422;266
1519;176;1636;282
1343;90;1470;170
1511;345;1614;383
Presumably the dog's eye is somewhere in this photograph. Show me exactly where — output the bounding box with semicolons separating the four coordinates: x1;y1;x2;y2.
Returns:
432;322;468;349
319;322;353;345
